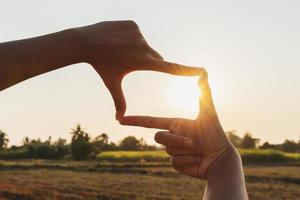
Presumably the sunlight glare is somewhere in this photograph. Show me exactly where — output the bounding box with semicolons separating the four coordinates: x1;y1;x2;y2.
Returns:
168;77;201;118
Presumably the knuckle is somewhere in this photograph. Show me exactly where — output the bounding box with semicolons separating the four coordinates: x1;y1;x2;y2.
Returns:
169;121;178;132
195;156;202;164
125;20;137;26
124;20;139;31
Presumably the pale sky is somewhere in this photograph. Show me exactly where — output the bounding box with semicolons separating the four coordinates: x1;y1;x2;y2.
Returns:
1;0;300;146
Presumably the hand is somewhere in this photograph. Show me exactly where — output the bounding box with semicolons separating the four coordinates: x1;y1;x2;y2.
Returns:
77;21;204;120
119;71;233;179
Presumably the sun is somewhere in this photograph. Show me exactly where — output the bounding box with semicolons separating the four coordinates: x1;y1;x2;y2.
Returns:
168;76;201;117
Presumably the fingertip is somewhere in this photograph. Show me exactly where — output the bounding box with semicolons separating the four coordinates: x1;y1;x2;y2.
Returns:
203;71;208;81
118;116;130;125
115;101;126;119
154;131;169;144
198;70;208;85
115;111;123;121
115;103;126;120
154;132;161;143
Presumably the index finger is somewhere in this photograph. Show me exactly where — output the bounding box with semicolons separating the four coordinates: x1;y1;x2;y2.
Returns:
142;59;205;76
119;116;179;130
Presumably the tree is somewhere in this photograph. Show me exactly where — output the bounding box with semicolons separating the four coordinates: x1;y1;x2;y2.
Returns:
70;124;92;160
226;130;241;148
71;124;90;141
281;139;298;153
119;136;141;151
44;136;52;146
98;133;109;144
260;141;273;149
53;138;69;158
53;138;67;146
92;133;109;153
240;132;260;149
106;142;118;151
0;130;9;149
22;137;31;146
93;133;109;147
71;139;92;160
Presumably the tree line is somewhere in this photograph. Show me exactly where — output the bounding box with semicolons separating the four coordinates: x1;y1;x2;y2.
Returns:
0;124;158;160
0;125;299;160
226;130;300;153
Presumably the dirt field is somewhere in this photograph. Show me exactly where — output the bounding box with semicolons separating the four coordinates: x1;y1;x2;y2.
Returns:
0;160;299;199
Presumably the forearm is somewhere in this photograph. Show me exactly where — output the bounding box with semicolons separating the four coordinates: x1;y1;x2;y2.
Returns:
0;28;84;91
203;147;248;200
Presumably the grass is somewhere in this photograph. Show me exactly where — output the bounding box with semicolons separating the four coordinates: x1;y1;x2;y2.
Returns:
0;161;299;200
239;149;300;165
96;149;300;165
97;151;169;162
0;150;300;199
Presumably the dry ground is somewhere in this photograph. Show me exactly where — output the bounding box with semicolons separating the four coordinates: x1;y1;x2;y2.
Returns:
0;161;299;200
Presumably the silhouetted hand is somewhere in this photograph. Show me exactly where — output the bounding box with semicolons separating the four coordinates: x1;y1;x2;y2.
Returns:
120;71;233;179
78;21;204;120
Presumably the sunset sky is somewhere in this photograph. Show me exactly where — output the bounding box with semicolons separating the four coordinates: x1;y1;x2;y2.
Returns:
1;0;300;146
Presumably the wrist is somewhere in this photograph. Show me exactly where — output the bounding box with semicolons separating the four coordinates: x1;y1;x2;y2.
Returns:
204;146;248;200
206;145;242;180
74;22;106;64
59;28;88;65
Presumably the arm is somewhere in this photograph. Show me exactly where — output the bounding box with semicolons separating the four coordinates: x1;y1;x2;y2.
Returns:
204;147;248;200
0;20;204;119
0;28;83;91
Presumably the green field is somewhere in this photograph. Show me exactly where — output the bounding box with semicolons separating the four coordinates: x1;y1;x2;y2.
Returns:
96;149;300;165
0;150;300;199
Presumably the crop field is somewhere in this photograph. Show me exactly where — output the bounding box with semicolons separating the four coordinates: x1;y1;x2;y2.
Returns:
96;149;300;164
0;150;299;200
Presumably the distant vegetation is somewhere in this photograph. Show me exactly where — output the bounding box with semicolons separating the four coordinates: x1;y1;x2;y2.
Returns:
95;150;300;165
226;130;300;153
97;151;169;162
0;124;158;161
0;125;300;164
0;126;300;200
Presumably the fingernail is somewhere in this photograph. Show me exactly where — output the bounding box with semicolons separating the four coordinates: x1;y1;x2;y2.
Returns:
184;139;193;148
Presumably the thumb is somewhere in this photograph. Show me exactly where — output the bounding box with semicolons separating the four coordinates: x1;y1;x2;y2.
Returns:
107;79;126;121
197;71;218;121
